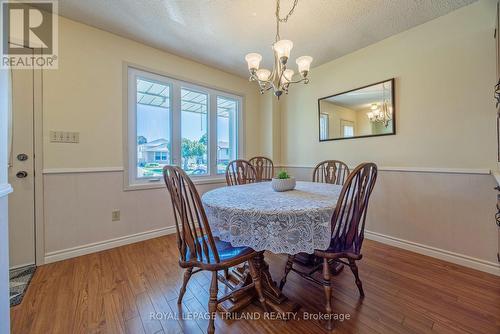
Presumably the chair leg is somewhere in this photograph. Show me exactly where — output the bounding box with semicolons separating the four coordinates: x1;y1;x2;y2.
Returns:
348;259;365;297
322;257;333;331
208;271;218;334
279;254;295;290
178;267;193;304
248;257;268;312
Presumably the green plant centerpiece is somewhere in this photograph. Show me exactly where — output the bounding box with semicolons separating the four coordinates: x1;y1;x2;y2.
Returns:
277;169;290;179
272;169;296;192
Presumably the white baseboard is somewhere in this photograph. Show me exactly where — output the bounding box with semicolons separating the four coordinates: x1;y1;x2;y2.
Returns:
44;226;177;264
42;225;500;276
365;230;500;276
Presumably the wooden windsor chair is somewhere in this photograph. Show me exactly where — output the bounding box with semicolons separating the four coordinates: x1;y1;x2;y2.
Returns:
163;165;267;334
225;159;257;186
248;156;274;182
279;163;378;330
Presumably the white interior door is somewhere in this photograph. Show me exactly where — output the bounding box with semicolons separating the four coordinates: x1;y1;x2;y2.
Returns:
8;53;36;269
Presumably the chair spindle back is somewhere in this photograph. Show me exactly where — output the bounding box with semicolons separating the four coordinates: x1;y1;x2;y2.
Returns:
312;160;350;185
163;165;219;264
329;163;377;255
225;159;257;186
249;156;274;182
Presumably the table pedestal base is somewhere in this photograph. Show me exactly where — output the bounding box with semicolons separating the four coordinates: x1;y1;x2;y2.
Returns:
217;252;300;315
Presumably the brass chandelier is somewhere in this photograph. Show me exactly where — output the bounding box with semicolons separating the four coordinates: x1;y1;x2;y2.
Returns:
245;0;313;99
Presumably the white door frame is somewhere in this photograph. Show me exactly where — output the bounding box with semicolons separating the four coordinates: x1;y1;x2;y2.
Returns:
9;42;45;266
33;52;44;266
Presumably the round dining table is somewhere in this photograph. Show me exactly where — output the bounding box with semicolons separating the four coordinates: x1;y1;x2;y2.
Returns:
201;181;342;314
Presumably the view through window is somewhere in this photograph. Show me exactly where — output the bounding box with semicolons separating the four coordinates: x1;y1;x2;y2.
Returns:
181;89;208;175
217;97;238;174
128;67;241;186
136;78;171;178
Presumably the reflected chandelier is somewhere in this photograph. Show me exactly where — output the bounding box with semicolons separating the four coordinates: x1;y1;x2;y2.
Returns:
245;0;312;99
367;82;392;127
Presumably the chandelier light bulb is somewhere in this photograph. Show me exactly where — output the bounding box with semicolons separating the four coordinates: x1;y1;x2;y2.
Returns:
296;56;313;75
245;53;262;72
256;68;271;81
273;40;293;61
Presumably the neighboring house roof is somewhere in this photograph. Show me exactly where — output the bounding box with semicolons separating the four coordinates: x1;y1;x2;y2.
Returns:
139;138;169;152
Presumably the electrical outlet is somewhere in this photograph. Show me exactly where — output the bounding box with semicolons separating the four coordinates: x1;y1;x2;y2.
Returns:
112;210;120;221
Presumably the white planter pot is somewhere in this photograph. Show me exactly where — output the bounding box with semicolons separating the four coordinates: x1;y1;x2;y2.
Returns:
271;177;296;192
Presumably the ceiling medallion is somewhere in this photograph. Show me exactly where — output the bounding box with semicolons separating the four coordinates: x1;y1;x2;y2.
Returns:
245;0;313;99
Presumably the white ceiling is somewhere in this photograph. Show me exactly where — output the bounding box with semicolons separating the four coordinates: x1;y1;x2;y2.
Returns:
324;81;392;111
57;0;476;77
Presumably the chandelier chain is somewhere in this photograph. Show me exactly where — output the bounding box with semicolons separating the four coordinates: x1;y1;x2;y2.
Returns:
275;0;299;41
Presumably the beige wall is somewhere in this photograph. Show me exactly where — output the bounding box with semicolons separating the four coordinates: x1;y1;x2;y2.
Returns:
286;166;498;272
43;171;225;258
320;101;357;138
281;1;496;170
41;16;264;261
38;2;499;275
43;16;263;169
355;108;372;136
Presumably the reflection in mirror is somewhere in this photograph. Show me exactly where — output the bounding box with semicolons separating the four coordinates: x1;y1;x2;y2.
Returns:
318;79;395;141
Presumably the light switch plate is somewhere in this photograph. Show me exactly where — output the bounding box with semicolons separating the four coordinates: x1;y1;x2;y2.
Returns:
50;131;80;143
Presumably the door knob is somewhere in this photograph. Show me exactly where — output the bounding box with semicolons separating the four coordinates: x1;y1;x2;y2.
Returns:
16;171;28;178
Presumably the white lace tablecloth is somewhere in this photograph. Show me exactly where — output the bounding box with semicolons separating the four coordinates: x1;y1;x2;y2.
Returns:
201;181;342;254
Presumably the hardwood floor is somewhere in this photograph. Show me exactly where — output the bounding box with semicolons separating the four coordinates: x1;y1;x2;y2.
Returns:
10;235;500;334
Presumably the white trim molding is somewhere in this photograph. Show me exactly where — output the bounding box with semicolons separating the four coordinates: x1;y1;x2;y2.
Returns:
44;226;177;264
43;167;124;174
0;183;13;198
280;165;491;175
42;167;227;188
365;230;500;276
376;166;490;175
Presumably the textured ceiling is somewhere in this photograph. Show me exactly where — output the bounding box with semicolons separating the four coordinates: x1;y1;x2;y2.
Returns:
57;0;477;77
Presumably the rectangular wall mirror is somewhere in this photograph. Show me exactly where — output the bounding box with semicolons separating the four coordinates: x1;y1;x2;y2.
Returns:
318;78;395;141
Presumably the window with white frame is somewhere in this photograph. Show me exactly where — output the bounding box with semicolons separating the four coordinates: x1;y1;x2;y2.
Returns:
319;113;329;140
340;119;355;138
127;67;242;187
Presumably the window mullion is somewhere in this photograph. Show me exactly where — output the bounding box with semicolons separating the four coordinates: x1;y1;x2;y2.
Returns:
209;92;218;177
171;81;182;167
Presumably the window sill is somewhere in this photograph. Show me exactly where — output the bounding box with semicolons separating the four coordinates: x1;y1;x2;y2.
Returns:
124;176;227;191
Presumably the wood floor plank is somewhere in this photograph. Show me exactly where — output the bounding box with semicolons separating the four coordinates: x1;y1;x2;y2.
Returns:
87;253;107;334
136;292;164;334
10;235;500;334
125;316;145;334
